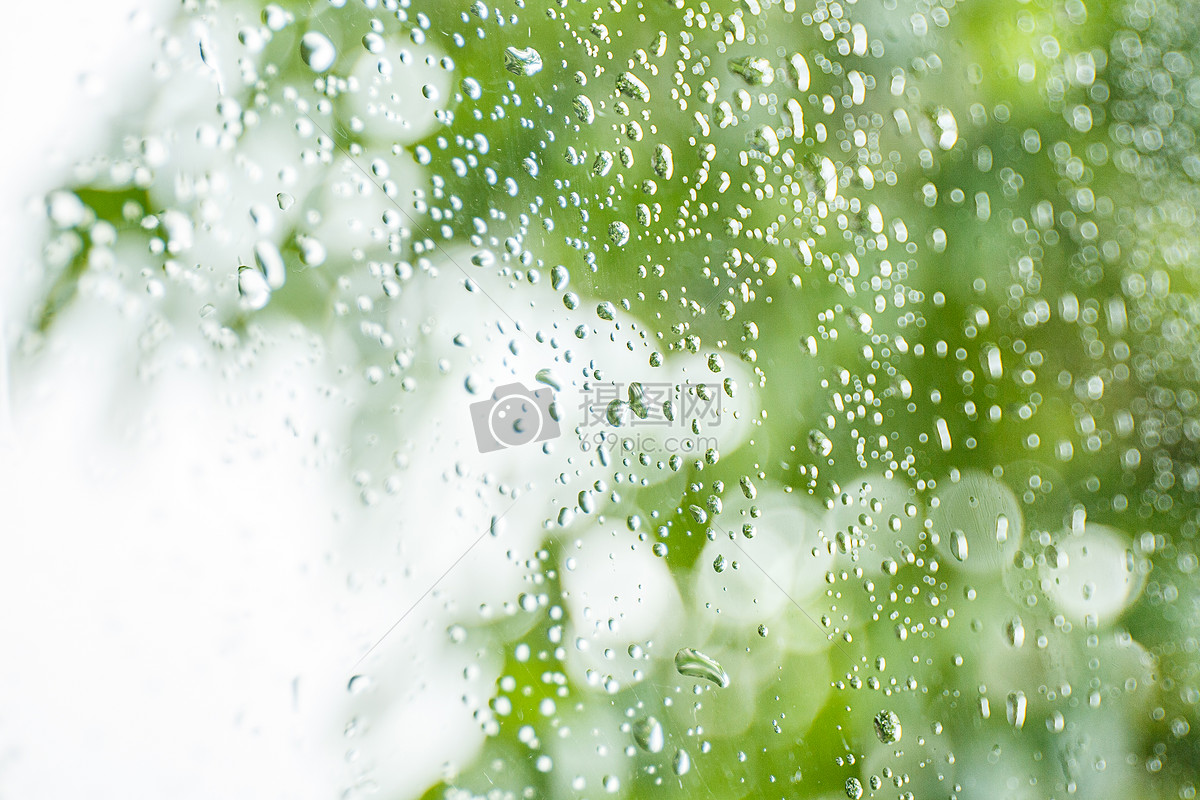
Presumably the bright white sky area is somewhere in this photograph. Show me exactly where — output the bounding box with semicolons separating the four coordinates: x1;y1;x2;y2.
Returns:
0;4;354;798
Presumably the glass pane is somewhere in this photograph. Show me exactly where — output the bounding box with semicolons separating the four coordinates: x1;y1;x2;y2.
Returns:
4;0;1199;798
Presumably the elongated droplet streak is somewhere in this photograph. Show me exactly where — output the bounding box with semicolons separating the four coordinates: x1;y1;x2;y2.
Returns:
949;529;968;562
237;266;271;310
674;647;729;688
1007;690;1027;729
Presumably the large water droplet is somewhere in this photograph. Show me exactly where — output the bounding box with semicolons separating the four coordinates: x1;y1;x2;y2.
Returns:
608;221;630;246
616;71;650;101
503;46;543;76
573;94;595;124
729;55;774;85
253;241;286;289
674;647;729;688
652;144;674;180
300;31;337;73
873;709;902;744
237;265;271;310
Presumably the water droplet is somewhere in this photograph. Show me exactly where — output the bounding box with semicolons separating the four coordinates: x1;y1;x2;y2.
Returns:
674;647;729;688
845;777;864;800
237;265;271;310
627;382;649;419
461;77;482;100
672;748;691;775
471;249;496;268
632;716;664;753
296;235;326;267
300;31;337;73
808;429;833;458
592;150;614;177
949;529;969;562
550;265;570;290
606;399;629;426
573;95;595;124
608;221;630;246
995;513;1010;543
46;191;86;228
788;53;810;91
873;709;902;744
739;476;757;499
729;55;774;86
1005;616;1025;647
535;368;561;391
253;241;286;289
362;32;384;54
1006;691;1027;729
616;71;650;102
503;46;543;76
652;144;674;180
